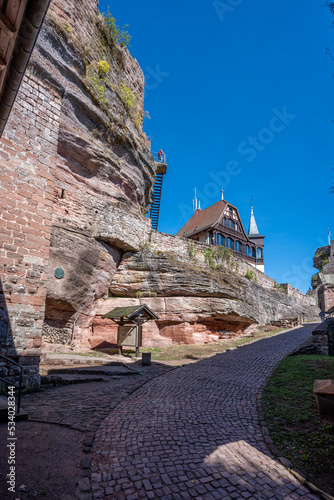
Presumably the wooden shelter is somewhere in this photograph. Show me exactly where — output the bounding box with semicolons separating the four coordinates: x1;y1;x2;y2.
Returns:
102;305;159;356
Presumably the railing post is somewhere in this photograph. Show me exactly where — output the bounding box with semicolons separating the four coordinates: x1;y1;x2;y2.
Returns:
17;366;22;414
0;354;24;415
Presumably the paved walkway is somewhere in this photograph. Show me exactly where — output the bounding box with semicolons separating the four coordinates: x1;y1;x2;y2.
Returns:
91;325;320;500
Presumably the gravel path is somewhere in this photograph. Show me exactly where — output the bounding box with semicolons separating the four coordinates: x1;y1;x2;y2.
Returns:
91;325;320;500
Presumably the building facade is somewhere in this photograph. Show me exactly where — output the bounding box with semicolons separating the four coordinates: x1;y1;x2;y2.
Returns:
177;198;265;272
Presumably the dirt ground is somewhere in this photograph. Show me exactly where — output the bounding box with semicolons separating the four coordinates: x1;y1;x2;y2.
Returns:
0;420;82;499
0;364;176;500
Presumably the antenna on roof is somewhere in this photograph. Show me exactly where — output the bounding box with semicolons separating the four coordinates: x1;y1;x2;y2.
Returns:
221;189;224;201
193;188;198;213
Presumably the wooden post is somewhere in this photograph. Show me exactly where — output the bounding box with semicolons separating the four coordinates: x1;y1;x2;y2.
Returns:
135;325;140;357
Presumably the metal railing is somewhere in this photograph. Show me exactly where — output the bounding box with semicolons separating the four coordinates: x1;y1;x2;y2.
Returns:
152;151;167;164
0;354;23;414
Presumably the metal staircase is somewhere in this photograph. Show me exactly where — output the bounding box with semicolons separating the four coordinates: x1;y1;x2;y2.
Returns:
149;152;167;231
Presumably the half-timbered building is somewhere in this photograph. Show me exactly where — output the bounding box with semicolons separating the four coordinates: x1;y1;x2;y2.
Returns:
176;197;265;272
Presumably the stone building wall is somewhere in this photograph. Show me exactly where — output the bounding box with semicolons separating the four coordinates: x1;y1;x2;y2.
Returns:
312;319;334;356
322;241;334;313
323;240;334;275
0;73;61;388
314;240;334;314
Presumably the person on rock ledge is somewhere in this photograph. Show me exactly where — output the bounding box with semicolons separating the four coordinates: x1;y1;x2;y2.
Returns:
157;149;164;162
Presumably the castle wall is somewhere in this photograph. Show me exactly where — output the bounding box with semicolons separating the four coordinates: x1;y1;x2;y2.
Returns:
316;240;334;314
0;73;61;387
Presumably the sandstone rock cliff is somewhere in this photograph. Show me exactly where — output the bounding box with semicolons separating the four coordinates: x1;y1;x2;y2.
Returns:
27;0;155;346
92;232;318;347
28;0;318;350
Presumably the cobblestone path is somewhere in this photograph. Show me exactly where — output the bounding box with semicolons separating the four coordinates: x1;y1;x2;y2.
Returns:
91;325;320;500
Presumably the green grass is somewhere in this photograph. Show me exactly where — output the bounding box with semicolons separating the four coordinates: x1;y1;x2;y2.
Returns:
262;355;334;494
120;328;286;361
70;352;106;358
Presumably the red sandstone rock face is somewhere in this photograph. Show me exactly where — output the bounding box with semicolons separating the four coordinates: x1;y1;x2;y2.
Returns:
93;283;317;348
27;0;157;347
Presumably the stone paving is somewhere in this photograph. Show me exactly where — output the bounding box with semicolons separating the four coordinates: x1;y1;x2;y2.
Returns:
91;325;320;500
23;363;173;434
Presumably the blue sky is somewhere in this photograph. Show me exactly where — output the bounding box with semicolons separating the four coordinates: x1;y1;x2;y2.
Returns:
99;0;334;293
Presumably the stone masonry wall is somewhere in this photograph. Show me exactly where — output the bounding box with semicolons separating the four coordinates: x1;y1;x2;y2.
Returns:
323;240;334;275
315;240;334;314
0;72;61;388
27;0;157;353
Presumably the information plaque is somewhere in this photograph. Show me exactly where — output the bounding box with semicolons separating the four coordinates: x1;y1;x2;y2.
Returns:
118;326;137;347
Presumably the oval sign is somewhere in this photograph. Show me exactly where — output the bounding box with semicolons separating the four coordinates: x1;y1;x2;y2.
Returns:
54;268;65;279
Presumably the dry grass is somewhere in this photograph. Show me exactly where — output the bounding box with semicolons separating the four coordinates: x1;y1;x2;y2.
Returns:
121;328;286;361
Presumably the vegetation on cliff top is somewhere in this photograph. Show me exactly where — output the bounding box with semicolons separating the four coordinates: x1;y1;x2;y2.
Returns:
314;246;330;272
202;246;238;272
101;8;132;48
47;6;147;130
245;269;258;283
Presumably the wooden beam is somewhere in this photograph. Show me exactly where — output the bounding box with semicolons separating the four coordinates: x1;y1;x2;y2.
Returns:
0;12;17;39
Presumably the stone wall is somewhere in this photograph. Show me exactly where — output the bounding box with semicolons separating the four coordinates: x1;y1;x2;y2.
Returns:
0;73;61;388
270;318;302;329
312;319;334;356
323;240;334;275
314;240;334;314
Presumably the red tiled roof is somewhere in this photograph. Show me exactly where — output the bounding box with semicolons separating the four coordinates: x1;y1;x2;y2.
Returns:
176;200;227;237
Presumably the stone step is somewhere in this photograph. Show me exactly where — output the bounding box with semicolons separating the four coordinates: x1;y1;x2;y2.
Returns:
40;374;115;386
0;396;28;421
40;352;135;367
40;364;138;377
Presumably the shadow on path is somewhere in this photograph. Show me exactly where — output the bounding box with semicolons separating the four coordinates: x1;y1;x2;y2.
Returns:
90;325;320;499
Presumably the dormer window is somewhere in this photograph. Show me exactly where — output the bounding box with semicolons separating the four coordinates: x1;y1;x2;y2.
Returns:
226;219;234;229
